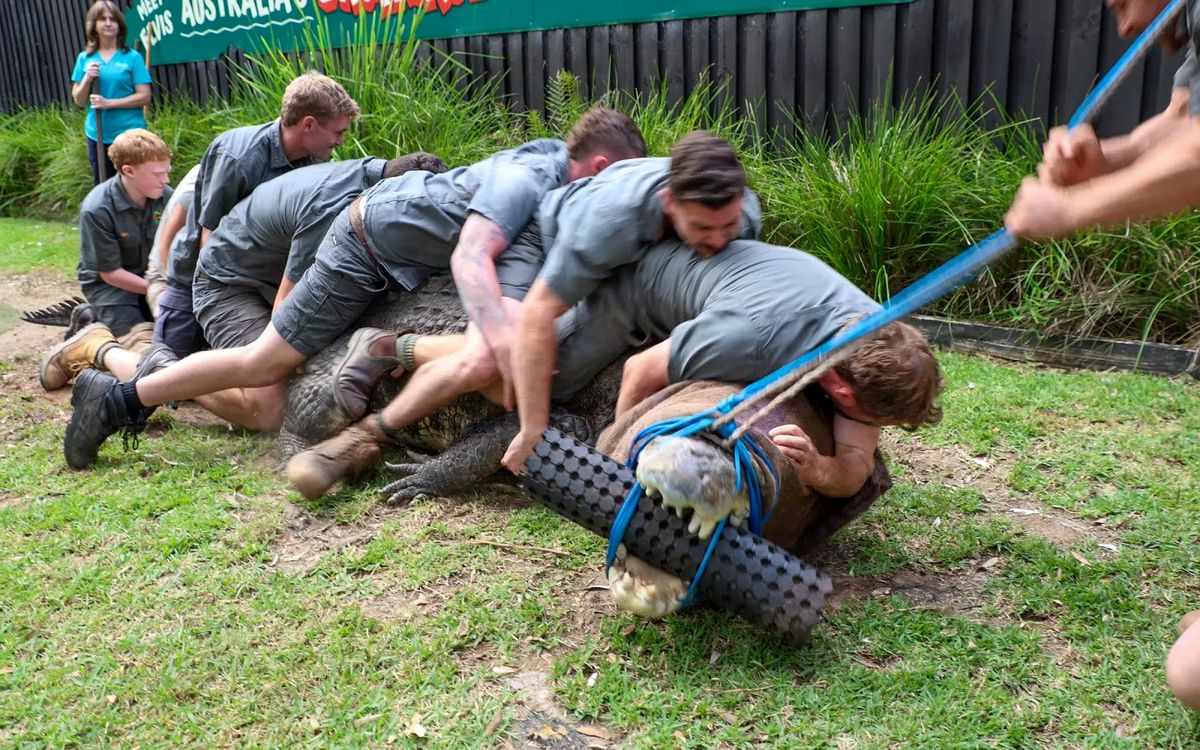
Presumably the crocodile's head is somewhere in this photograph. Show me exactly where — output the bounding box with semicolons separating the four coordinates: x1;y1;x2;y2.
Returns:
634;436;752;539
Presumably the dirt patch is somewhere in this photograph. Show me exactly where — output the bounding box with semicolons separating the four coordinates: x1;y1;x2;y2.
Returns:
827;568;988;618
267;503;381;573
882;434;1116;549
498;670;621;749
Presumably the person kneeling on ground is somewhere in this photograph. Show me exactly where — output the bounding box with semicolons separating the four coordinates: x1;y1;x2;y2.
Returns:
40;128;172;391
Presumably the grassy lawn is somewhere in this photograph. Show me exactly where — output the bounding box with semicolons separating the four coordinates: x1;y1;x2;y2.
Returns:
0;217;1197;748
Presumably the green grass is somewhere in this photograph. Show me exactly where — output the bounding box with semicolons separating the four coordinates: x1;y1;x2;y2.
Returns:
0;222;1198;746
0;218;79;275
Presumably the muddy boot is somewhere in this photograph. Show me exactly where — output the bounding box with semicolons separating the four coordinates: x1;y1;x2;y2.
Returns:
39;322;118;391
332;327;416;419
64;369;154;469
285;414;396;500
117;321;155;354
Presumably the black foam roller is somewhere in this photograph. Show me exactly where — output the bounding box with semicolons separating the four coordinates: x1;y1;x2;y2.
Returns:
519;429;833;644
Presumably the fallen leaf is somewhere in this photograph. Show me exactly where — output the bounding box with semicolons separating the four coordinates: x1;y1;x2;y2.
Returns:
1098;543;1119;552
406;713;426;738
586;672;599;688
577;724;614;740
106;694;117;705
530;723;567;740
674;730;687;741
1009;508;1040;516
719;711;738;724
456;618;470;637
484;709;505;736
978;557;1001;570
1070;551;1091;566
620;624;636;636
932;517;942;528
853;656;883;670
353;712;384;728
306;716;321;733
413;595;430;607
491;666;518;676
386;735;397;744
709;649;721;665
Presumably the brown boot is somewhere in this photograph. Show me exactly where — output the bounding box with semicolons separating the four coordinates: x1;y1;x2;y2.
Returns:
285;415;396;500
117;321;155;354
332;327;414;420
39;322;118;391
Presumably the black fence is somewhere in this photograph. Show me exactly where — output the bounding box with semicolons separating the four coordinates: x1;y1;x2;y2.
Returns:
0;0;1186;138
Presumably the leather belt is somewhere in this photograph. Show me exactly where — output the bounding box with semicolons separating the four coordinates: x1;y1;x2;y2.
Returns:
348;196;381;268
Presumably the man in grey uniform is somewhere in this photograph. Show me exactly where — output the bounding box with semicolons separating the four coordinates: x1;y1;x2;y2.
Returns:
156;72;360;357
62;108;647;469
285;131;762;499
1006;0;1200;238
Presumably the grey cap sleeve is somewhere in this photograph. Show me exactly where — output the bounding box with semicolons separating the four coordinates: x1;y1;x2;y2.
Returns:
79;205;121;273
284;215;334;282
467;141;569;241
667;307;764;383
739;188;763;239
197;151;248;231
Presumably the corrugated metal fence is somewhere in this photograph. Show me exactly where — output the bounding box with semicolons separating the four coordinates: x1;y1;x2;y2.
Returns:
0;0;1186;137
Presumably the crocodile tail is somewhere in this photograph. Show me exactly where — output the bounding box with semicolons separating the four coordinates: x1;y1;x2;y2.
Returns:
20;297;86;327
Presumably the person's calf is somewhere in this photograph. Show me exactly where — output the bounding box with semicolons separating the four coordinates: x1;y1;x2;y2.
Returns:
1167;611;1200;711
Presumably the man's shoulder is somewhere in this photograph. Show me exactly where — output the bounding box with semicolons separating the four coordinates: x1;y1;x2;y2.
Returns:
207;121;277;161
80;179;116;216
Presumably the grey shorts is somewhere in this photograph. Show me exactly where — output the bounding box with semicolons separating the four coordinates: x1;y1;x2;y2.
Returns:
271;212;393;358
496;218;546;302
153;281;208;358
193;270;273;350
551;286;649;402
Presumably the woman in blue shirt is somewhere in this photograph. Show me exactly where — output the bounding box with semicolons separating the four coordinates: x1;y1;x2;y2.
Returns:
70;1;153;185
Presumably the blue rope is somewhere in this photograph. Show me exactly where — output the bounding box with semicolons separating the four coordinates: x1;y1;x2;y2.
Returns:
604;0;1184;611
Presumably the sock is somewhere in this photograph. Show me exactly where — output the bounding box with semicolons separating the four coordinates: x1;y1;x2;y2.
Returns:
120;381;148;419
395;333;420;372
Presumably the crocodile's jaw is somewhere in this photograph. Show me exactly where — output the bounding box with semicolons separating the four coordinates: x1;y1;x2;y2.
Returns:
635;436;750;540
607;544;687;619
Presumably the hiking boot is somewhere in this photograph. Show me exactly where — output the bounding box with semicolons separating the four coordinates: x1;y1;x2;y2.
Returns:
285;415;395;500
39;322;117;391
117;321;155;353
132;343;179;380
63;369;153;470
64;302;97;339
333;327;412;419
1180;611;1200;636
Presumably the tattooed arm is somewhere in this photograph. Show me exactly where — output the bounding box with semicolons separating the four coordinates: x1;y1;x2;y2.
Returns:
450;212;516;377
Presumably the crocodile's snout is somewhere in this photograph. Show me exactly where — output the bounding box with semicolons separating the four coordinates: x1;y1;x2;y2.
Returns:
635;436;749;538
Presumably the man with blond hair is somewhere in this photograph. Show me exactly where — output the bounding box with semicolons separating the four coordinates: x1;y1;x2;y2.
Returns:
40;128;171;391
156;71;359;358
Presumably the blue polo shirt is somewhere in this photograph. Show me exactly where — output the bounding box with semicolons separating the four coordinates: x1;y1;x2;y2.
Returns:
71;48;152;144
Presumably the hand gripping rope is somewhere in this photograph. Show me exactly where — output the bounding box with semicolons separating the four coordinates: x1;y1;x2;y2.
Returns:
601;0;1187;611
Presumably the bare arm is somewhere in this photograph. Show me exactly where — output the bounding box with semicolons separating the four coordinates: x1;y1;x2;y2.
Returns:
71;62;98;106
99;268;149;295
1008;117;1200;239
1100;87;1191;170
769;416;879;498
199;227;212;249
501;279;568;473
155;203;187;269
450;214;513;338
272;276;297;311
616;339;672;416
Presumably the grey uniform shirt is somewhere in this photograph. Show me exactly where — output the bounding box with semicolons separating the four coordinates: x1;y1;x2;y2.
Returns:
610;239;881;383
533;157;763;307
196;157;387;295
1174;0;1200;116
78;175;171;305
358;139;569;290
167;119;318;286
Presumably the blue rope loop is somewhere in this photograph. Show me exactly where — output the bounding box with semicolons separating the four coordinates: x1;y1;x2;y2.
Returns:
604;403;780;611
601;0;1182;615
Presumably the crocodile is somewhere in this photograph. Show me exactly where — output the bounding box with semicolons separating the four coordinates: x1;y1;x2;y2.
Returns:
280;274;891;554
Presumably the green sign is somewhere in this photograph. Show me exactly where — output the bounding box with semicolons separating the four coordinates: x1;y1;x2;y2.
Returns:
128;0;911;66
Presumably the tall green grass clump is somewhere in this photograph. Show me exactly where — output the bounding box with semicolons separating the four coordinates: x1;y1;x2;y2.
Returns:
232;9;517;166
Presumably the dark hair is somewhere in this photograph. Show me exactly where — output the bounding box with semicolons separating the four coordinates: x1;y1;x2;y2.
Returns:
668;131;746;209
566;107;647;162
384;151;449;178
834;321;944;430
84;1;129;54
